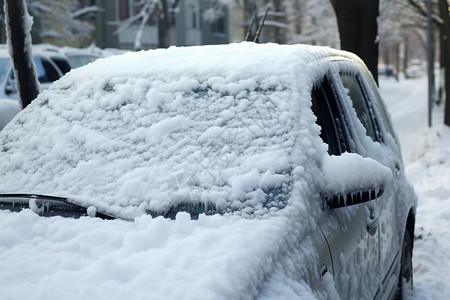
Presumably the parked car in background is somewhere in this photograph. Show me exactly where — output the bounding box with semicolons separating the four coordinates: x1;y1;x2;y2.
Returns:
378;64;395;77
0;44;113;130
34;44;72;75
35;44;104;71
0;46;66;130
0;46;64;100
0;43;417;299
404;59;425;79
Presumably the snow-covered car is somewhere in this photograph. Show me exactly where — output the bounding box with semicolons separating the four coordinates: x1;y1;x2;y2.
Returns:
0;43;417;299
404;60;425;79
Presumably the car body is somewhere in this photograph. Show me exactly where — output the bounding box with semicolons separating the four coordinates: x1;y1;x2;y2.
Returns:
0;43;417;299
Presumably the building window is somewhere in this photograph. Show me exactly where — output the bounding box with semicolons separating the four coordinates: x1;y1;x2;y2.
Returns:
186;1;200;29
211;15;225;34
119;0;131;20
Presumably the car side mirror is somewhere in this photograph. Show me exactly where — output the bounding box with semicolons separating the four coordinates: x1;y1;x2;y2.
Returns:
320;152;392;209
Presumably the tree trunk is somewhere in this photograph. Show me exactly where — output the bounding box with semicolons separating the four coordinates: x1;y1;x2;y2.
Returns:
403;36;409;74
158;0;170;48
4;0;39;109
395;43;400;81
273;0;286;44
330;0;380;84
438;0;450;126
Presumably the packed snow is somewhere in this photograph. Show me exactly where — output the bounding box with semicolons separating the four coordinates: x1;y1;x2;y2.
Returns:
0;43;445;299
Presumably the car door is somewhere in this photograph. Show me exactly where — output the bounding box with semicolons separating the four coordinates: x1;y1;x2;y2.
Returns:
338;66;403;298
312;73;381;299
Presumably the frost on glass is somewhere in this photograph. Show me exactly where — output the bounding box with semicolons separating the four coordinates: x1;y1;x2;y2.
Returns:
0;74;299;219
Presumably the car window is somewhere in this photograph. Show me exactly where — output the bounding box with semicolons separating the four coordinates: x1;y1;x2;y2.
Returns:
32;56;48;82
340;73;378;142
312;76;349;155
360;69;395;139
40;57;61;82
51;57;71;75
6;57;60;86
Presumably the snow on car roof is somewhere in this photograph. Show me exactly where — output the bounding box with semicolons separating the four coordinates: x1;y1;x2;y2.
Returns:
0;43;354;220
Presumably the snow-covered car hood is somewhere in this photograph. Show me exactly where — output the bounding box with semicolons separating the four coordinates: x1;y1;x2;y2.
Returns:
0;204;322;299
0;43;342;220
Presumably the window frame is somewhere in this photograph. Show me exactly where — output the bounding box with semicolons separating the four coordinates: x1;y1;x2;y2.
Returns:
339;71;380;143
358;68;396;142
311;74;350;156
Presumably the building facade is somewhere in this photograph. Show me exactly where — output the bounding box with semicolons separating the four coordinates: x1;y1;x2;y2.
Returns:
91;0;244;50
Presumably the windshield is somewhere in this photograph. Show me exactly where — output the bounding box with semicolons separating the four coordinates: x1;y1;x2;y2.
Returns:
0;63;307;220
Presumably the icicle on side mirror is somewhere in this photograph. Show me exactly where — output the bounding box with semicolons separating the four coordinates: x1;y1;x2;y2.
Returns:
320;152;392;209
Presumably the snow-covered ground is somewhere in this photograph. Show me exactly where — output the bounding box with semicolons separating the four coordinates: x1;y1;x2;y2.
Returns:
380;75;450;299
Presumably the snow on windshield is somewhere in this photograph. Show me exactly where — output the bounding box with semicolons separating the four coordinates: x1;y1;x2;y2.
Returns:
0;43;332;220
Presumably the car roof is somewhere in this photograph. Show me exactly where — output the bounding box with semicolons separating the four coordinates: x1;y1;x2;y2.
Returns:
65;42;359;78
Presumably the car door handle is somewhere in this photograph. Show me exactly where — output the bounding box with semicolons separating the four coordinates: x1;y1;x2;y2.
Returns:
367;213;379;236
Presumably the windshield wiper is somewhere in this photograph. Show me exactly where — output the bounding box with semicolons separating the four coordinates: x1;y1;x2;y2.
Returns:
0;194;115;220
162;203;207;220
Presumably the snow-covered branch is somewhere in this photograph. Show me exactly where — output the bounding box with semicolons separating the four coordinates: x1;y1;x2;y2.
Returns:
70;6;103;19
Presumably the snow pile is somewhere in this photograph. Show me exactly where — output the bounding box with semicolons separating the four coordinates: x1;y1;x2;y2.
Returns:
0;43;342;220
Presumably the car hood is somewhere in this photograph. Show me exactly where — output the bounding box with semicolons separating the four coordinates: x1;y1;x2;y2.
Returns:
0;206;320;299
